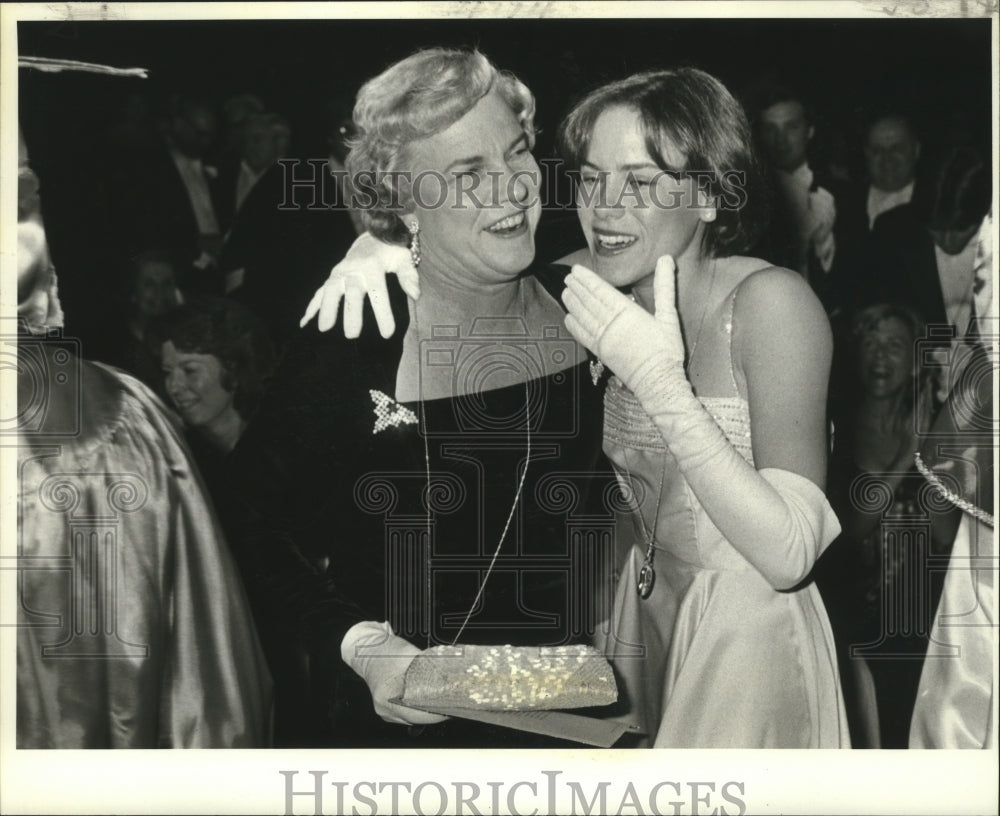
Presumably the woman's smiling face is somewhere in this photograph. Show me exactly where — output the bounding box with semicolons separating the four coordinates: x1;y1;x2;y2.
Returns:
576;105;711;289
162;341;237;430
406;88;542;284
857;316;914;400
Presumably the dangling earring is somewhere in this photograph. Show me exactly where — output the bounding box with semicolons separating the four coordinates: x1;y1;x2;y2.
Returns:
408;220;421;268
697;190;717;223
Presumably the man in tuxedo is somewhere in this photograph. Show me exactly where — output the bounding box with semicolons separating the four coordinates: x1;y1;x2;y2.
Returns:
110;94;224;294
218;140;359;351
864;115;921;226
216;112;292;232
754;86;838;307
829;114;921;316
851;145;989;331
827;146;989;426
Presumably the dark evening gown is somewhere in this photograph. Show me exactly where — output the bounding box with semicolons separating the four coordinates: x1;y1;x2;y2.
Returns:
227;264;617;747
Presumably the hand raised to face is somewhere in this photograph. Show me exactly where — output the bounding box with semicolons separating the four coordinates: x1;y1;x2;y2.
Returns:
561;255;686;395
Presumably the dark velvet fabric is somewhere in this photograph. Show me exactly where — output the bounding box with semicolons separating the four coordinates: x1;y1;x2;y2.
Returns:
226;264;617;746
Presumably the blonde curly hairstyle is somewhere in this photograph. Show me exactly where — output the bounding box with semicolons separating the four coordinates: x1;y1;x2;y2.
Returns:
346;48;536;245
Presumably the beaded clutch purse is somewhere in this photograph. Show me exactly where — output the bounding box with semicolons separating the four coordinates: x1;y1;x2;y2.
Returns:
401;644;618;711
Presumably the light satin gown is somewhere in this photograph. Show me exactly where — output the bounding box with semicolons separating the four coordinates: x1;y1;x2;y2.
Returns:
17;361;272;748
601;291;849;748
909;517;995;747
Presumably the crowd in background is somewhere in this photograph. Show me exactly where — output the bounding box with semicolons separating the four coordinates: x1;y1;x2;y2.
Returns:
16;24;994;751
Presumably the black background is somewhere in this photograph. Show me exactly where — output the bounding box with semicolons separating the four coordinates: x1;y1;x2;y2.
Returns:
17;15;994;345
19;16;992;164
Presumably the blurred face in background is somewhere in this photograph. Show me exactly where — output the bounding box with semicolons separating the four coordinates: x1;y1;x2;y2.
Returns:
131;260;180;322
222;93;265;155
170;101;218;159
857;316;914;400
243;116;291;172
161;341;237;430
758;99;813;172
930;222;981;256
865;117;920;193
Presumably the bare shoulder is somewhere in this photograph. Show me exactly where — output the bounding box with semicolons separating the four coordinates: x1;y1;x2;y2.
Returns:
722;257;831;358
725;257;826;324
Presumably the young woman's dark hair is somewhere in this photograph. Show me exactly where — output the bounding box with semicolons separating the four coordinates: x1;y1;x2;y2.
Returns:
557;67;769;258
921;145;991;233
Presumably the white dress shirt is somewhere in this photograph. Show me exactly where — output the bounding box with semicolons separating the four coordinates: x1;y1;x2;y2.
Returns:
235;160;266;214
935;229;979;332
169;149;220;236
774;162;837;274
867;181;914;230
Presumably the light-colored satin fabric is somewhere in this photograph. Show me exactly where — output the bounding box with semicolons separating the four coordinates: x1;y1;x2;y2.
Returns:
17;363;272;748
603;381;849;748
910;516;995;749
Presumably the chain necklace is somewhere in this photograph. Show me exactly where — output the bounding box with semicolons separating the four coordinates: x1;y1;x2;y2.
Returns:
626;257;718;600
417;282;532;644
620;448;665;599
914;451;995;528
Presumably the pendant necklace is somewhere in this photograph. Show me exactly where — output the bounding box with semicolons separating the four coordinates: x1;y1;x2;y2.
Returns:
417;282;532;644
627;258;718;600
620;449;665;600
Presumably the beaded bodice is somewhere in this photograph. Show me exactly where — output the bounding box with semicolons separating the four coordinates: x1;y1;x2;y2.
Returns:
603;376;755;465
603;376;756;571
600;287;757;572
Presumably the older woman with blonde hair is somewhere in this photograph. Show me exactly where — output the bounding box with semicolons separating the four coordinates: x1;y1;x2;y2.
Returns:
229;48;615;747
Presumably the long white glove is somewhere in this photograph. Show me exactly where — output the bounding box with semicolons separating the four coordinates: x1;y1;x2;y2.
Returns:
299;232;419;338
340;621;448;726
562;256;840;590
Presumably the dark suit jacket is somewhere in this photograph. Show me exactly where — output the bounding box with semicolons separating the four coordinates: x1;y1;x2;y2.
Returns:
828;182;920;317
212;157;274;236
214;157;242;235
218;159;359;350
109;143;224;288
845;203;947;329
753;165;840;310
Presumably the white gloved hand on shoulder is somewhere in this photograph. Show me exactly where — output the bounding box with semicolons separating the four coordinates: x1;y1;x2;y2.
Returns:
300;232;420;339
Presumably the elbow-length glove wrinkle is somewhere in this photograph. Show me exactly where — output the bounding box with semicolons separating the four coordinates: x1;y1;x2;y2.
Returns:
636;365;838;589
562;258;839;590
